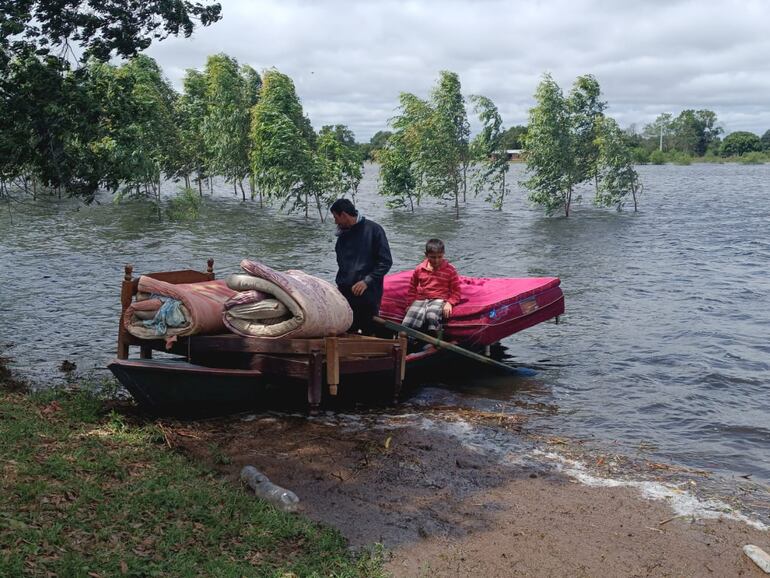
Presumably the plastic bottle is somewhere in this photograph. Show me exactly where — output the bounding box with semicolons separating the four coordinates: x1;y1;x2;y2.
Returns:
743;545;770;573
240;465;300;512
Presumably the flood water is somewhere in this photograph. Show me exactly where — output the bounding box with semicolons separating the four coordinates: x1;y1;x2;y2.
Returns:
1;163;768;497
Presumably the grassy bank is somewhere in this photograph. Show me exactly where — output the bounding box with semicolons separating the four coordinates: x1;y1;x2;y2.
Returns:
0;366;382;577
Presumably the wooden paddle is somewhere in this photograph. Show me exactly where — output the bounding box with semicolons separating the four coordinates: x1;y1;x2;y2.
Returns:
373;316;532;375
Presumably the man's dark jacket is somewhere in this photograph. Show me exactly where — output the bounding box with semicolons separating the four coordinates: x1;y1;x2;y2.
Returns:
335;217;393;305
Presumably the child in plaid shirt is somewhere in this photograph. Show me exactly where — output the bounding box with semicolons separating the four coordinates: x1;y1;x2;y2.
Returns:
402;238;461;336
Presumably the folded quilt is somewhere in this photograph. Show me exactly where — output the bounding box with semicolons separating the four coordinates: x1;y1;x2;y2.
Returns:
124;277;237;339
224;259;353;338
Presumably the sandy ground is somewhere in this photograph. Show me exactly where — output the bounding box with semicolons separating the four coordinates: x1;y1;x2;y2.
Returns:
162;408;770;578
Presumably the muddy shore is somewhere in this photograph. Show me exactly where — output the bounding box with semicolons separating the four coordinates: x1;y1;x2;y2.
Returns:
161;406;770;577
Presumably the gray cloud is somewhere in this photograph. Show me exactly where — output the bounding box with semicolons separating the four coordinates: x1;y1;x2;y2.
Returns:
145;0;770;141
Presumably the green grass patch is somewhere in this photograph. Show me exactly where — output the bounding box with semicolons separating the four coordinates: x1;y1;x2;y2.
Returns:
0;387;384;577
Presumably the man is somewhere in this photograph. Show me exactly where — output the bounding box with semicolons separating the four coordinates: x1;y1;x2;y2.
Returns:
330;198;392;335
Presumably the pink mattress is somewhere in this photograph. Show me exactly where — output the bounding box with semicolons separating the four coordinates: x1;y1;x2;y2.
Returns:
379;271;564;346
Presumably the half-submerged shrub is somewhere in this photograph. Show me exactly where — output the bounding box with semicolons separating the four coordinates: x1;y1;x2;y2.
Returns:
166;187;202;221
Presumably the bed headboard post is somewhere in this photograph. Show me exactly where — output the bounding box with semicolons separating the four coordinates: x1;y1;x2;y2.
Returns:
117;264;134;359
207;258;215;279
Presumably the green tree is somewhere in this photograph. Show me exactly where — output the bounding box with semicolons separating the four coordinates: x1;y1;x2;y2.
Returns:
596;117;641;211
370;130;392;152
0;0;222;66
670;109;722;156
431;71;470;212
108;56;180;217
318;125;363;199
382;92;434;210
176;69;210;193
524;73;639;216
250;69;319;217
500;125;527;150
523;73;576;216
761;129;770;151
568;74;606;193
358;130;391;161
721;131;762;157
469;95;509;210
383;71;471;217
378;132;417;210
0;0;222;201
202;54;252;200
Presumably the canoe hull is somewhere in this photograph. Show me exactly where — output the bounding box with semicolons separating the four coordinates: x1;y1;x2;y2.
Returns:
109;358;265;416
108;347;448;416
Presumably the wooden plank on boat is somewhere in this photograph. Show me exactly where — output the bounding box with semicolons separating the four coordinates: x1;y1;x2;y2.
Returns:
336;338;401;357
189;334;326;355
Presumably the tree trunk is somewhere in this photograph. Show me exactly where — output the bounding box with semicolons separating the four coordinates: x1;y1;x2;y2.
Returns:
499;172;506;210
233;180;237;196
197;175;203;197
314;193;325;222
239;179;246;202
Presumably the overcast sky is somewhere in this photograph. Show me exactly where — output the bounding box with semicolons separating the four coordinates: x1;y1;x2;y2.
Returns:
145;0;770;142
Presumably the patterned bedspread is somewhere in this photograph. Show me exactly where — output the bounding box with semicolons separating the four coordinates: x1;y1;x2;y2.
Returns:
123;277;236;339
223;259;353;338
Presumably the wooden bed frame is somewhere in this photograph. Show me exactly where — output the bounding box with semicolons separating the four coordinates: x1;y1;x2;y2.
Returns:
116;260;408;409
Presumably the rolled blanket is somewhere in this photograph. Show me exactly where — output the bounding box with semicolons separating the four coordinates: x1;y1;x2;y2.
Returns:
124;277;237;339
224;259;353;338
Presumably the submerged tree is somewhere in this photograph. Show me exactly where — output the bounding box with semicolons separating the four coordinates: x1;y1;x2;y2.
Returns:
105;56;180;217
317;125;364;199
595;117;641;212
524;73;641;216
469;95;509;210
251;71;313;211
380;92;433;211
250;69;357;220
176;69;210;193
202;54;253;200
378;131;418;211
568;74;606;194
523;73;576;216
432;71;470;209
380;71;479;217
